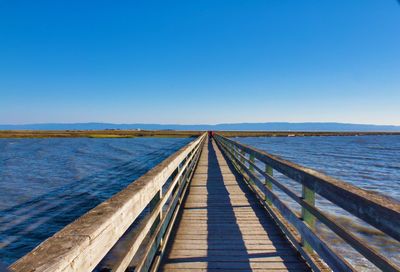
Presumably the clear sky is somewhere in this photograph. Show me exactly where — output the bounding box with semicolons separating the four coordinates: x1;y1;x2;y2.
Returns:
1;0;399;125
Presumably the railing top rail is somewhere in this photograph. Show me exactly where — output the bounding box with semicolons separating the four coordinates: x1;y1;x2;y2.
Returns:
10;133;206;272
215;134;400;241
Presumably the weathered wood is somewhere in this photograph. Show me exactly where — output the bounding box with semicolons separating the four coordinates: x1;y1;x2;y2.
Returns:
103;140;203;272
216;135;400;242
301;186;315;253
160;138;310;271
161;268;306;272
162;261;308;270
249;152;255;172
218;138;348;271
265;164;273;204
259;156;399;271
10;134;206;272
240;149;246;164
216;134;400;272
150;189;162;235
134;140;204;272
12;132;397;272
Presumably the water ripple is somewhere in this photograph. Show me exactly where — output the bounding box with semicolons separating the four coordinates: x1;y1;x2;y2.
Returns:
0;137;192;265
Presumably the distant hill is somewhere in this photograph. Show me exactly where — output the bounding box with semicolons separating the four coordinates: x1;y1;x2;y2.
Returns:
1;122;400;131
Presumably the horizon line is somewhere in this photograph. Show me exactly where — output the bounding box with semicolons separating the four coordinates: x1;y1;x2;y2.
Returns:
1;121;400;127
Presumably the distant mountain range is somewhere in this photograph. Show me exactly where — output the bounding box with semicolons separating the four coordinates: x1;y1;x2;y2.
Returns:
1;122;400;131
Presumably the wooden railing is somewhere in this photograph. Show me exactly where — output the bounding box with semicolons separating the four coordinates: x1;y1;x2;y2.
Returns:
214;134;400;272
10;133;206;272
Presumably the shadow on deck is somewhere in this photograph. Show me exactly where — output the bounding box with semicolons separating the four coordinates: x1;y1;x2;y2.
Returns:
160;138;309;271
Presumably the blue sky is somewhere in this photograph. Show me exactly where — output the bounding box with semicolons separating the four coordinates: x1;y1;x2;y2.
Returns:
0;0;399;125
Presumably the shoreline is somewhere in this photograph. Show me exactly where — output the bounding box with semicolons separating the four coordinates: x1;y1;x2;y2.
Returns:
1;130;400;138
218;131;400;137
0;130;202;138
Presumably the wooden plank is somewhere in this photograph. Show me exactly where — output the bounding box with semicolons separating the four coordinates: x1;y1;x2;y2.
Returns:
169;244;291;251
164;255;302;262
172;234;289;241
163;268;304;272
162;261;308;270
165;249;301;257
169;240;289;246
161;269;305;272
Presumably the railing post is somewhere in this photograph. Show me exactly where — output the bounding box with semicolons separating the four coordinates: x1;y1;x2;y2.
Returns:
240;149;245;164
249;152;255;172
150;189;163;234
232;144;237;159
177;164;182;184
235;146;239;161
301;185;316;252
265;165;273;205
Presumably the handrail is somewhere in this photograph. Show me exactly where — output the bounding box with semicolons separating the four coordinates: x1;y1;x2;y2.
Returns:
10;133;206;272
214;134;400;272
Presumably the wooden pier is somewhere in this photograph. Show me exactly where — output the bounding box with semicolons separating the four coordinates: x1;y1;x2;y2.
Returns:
9;133;400;272
160;138;309;271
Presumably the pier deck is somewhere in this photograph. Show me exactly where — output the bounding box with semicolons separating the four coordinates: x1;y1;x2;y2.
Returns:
160;139;310;271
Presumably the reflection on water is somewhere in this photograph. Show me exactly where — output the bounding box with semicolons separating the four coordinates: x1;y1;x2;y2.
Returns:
236;135;400;271
0;137;192;266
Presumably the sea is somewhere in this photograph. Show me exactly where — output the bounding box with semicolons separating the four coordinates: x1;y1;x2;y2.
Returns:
0;137;193;266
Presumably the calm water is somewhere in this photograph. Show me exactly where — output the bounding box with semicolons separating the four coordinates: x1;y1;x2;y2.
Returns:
0;137;193;266
236;135;400;270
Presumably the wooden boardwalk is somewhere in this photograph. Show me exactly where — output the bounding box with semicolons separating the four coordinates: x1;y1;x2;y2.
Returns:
12;134;399;272
160;138;310;271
